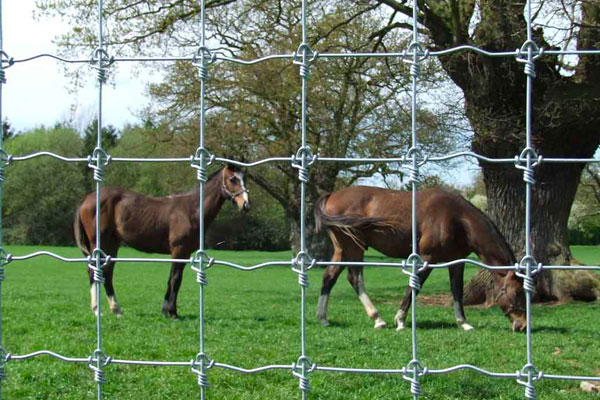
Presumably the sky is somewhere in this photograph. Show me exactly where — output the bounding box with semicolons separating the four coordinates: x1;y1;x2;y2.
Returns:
2;2;152;133
0;2;479;187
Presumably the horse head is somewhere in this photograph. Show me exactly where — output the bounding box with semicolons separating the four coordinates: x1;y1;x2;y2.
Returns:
222;163;251;212
494;270;527;332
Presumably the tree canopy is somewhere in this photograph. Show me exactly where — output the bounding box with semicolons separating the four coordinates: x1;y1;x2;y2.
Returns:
37;0;459;255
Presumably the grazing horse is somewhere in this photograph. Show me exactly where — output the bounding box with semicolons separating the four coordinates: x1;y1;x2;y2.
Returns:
314;186;526;332
74;164;250;318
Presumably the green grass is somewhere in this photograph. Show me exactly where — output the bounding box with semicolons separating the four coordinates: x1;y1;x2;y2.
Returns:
2;245;599;399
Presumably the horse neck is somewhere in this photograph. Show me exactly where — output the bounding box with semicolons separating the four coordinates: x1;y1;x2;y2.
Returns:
464;207;516;268
199;169;227;224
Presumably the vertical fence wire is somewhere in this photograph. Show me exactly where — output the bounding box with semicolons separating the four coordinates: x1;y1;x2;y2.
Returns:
407;1;424;398
296;1;312;398
194;1;210;398
0;0;599;399
92;0;107;398
517;0;541;398
0;1;4;398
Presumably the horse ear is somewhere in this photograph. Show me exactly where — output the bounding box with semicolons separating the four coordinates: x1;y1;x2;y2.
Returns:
226;162;240;172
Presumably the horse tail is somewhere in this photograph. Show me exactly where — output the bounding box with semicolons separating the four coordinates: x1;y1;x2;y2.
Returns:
73;206;91;257
314;191;397;249
314;193;331;235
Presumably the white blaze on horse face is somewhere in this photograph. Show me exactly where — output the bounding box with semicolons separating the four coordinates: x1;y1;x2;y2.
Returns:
231;172;249;210
237;172;249;203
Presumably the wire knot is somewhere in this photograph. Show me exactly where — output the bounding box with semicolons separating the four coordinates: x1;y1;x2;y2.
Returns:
0;347;11;381
403;359;427;397
192;46;217;81
517;364;543;399
191;352;215;388
0;149;12;183
90;48;114;85
402;254;428;291
190;250;215;285
291;146;317;183
87;248;111;284
88;349;111;385
190;147;215;182
404;147;428;184
0;247;12;276
0;50;15;84
402;42;429;79
292;356;316;393
516;40;544;78
87;147;111;182
514;147;542;185
515;256;542;294
292;251;316;287
293;43;318;80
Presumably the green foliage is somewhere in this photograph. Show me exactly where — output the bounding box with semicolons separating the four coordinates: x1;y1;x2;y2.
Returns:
207;186;290;251
3;127;86;245
568;165;600;245
2;245;600;399
105;125;196;196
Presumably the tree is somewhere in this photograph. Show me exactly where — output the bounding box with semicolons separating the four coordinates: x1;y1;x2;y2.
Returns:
568;164;600;245
37;1;458;256
353;0;600;303
2;119;15;142
3;127;87;245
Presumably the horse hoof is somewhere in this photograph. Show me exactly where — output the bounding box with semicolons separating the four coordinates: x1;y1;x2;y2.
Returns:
396;322;406;331
460;322;474;331
319;319;331;327
374;320;387;330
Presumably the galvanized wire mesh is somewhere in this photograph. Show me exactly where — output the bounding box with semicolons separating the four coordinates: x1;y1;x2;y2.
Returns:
0;0;598;399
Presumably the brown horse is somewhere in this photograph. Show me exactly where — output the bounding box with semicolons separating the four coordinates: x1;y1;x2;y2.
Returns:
74;164;250;318
314;186;526;332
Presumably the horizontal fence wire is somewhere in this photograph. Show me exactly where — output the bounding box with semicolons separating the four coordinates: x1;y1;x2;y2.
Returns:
0;0;598;398
8;47;600;66
4;151;600;166
4;250;600;272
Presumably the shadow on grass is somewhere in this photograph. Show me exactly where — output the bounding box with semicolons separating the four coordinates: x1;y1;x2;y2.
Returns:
530;325;569;334
415;320;460;330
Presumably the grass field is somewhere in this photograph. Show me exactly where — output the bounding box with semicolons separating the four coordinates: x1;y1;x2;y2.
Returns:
1;245;599;399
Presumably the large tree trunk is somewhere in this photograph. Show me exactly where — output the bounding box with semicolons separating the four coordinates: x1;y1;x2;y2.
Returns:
464;164;600;304
420;0;600;303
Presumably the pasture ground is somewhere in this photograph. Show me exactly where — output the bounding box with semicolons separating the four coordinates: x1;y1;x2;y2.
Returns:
2;245;599;399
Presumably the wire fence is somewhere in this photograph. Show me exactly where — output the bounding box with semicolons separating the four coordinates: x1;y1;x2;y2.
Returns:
0;0;598;399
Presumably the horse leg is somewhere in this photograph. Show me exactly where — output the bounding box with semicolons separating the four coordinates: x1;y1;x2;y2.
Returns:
449;263;472;330
103;242;123;316
87;238;122;316
347;266;387;329
394;266;433;331
163;259;186;319
316;248;344;326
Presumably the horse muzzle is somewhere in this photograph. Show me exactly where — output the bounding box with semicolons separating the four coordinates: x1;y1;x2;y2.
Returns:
242;201;251;212
512;319;526;332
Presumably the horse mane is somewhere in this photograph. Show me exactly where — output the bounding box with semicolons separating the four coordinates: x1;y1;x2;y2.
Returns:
461;196;517;265
179;166;224;196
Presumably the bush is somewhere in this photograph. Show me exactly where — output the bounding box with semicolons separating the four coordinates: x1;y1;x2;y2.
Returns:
3;127;86;245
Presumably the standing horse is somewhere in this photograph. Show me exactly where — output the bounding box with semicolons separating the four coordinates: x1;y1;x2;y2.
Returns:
74;164;250;318
314;186;526;332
